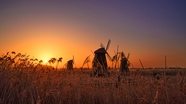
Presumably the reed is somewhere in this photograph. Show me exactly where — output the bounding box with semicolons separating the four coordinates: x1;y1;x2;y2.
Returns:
0;52;186;104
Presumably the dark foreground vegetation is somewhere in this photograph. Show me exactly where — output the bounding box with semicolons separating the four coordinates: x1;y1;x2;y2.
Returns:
0;52;186;104
0;67;186;104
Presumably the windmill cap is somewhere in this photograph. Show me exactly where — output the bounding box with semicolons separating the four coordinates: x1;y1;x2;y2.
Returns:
94;48;107;54
68;60;73;63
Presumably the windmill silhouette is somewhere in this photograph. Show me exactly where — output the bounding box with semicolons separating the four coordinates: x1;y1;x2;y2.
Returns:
119;52;130;72
92;39;112;77
67;56;74;70
112;45;130;72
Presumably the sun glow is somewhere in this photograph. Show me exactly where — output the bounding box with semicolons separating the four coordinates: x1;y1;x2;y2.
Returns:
37;52;53;65
43;59;48;64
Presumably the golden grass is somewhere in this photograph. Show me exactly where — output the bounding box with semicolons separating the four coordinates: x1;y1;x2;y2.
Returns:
0;52;186;104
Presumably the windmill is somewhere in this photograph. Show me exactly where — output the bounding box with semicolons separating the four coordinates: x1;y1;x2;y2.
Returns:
67;56;74;70
112;45;130;72
91;39;112;77
112;45;120;69
119;52;130;72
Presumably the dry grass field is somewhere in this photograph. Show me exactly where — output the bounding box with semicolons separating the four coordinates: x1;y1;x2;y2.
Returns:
0;52;186;104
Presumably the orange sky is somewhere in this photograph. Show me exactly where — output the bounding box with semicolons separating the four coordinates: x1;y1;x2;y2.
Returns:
0;1;186;68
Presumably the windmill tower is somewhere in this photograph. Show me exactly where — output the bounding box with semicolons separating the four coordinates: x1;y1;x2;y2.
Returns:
92;39;112;77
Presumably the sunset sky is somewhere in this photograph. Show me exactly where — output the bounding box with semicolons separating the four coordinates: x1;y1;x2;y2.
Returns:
0;0;186;68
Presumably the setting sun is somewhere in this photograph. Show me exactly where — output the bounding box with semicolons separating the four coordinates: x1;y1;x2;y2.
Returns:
41;58;50;64
37;52;53;64
43;59;48;64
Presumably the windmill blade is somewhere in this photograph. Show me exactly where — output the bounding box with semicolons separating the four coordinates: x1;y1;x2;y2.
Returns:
114;45;119;61
72;55;74;64
106;52;112;61
112;54;116;61
127;59;131;64
106;39;111;51
116;53;120;62
127;53;130;59
126;53;131;65
117;45;119;54
100;43;105;49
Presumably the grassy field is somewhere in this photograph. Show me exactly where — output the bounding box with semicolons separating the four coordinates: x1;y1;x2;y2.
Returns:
0;52;186;104
0;67;186;104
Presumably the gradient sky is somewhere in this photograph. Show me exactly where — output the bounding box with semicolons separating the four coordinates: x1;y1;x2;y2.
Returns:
0;0;186;68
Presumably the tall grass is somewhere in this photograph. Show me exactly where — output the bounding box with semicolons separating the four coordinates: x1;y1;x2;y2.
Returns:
0;52;186;104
